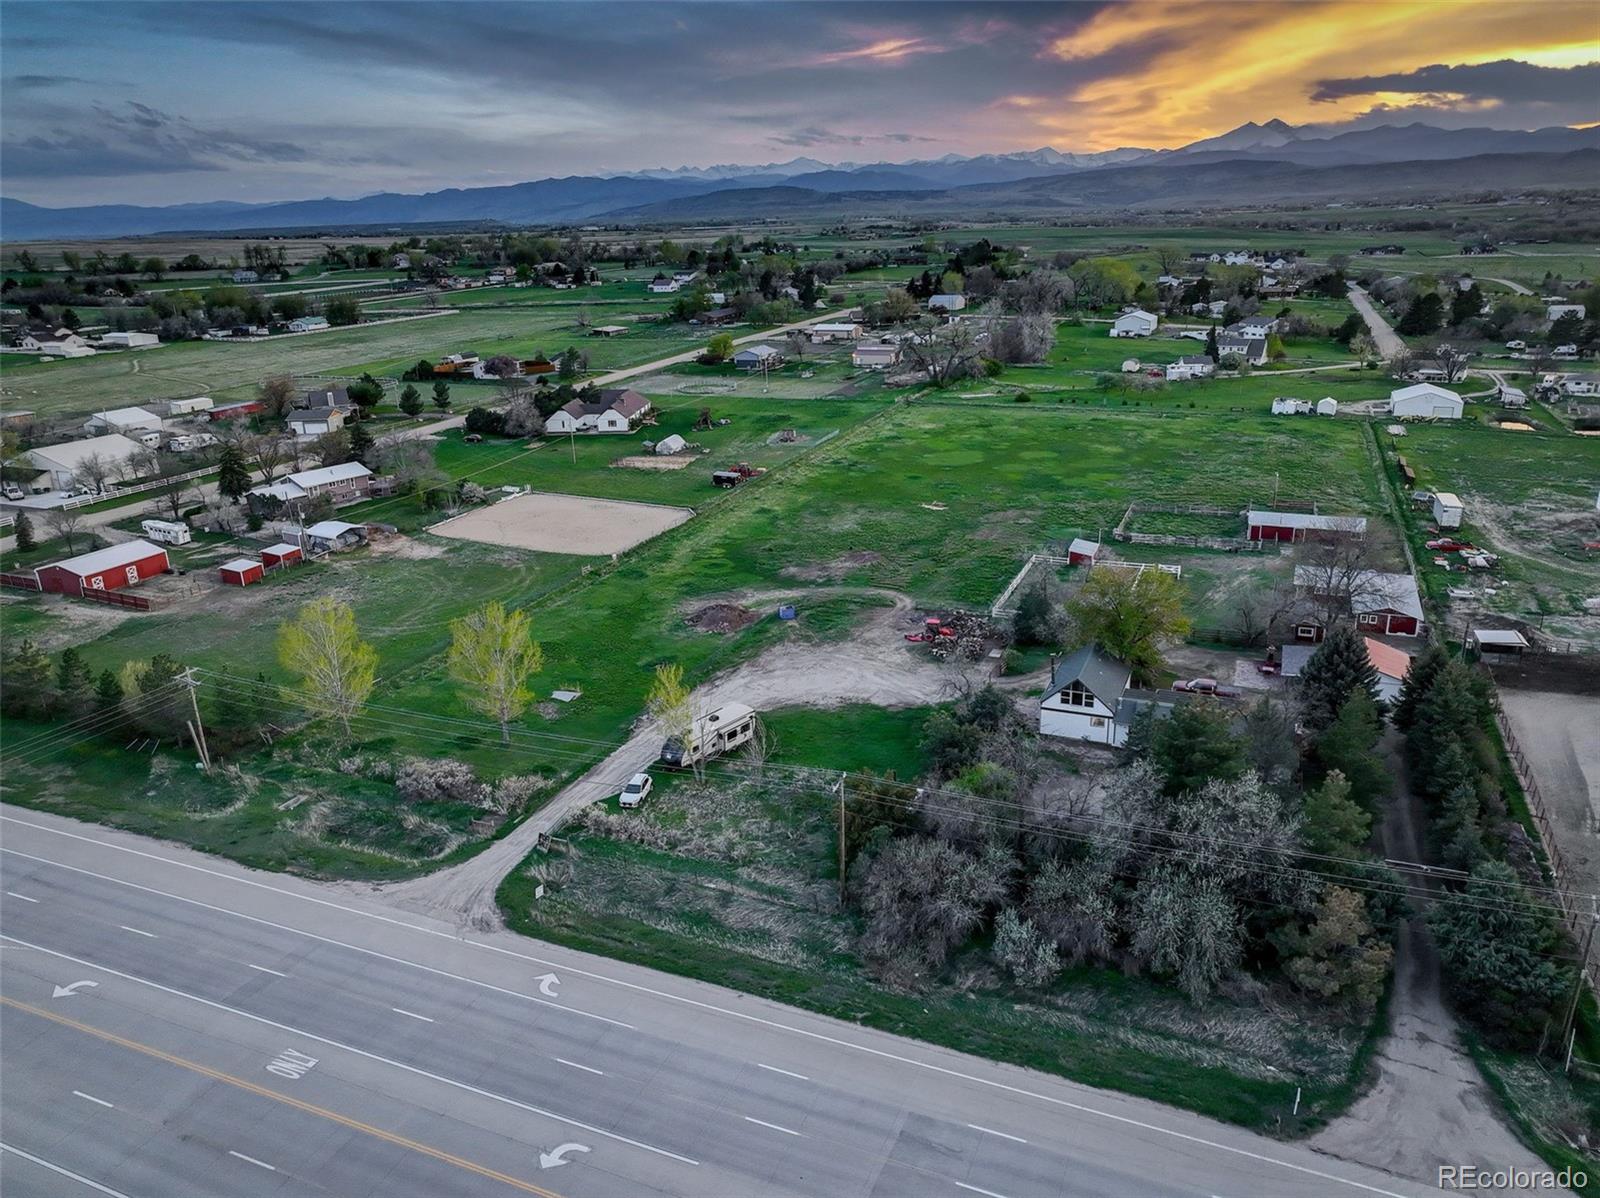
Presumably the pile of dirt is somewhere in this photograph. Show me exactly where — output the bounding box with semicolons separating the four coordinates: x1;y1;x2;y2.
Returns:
780;550;881;582
686;602;759;634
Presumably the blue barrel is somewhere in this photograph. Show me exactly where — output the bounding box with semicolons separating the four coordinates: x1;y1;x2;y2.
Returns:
777;604;796;620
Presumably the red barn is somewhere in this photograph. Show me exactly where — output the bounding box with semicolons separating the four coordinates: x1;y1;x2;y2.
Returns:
1247;509;1367;543
34;540;169;597
1293;565;1425;639
219;558;265;587
261;542;303;569
209;400;265;422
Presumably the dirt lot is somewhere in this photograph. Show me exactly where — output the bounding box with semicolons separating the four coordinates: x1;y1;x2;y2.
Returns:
611;454;695;471
1497;684;1600;901
427;491;693;556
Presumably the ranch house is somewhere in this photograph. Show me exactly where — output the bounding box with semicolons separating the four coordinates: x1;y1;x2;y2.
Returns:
247;462;373;512
1166;356;1215;381
545;389;653;435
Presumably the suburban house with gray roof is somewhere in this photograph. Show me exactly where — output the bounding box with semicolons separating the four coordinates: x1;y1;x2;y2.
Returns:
1038;645;1176;747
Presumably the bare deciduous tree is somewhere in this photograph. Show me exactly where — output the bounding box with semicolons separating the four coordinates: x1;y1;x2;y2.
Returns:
1290;523;1388;631
45;507;86;554
243;432;290;482
70;452;114;495
902;319;983;387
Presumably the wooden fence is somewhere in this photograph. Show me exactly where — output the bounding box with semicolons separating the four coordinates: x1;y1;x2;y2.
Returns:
0;572;40;591
75;588;152;611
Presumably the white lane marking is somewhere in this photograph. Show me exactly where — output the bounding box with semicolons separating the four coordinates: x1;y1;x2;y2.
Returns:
392;1007;434;1023
0;1141;133;1197
118;926;157;938
72;1090;114;1108
756;1063;809;1081
1;935;699;1167
743;1116;802;1137
0;846;631;1030
554;1058;604;1076
967;1124;1026;1144
247;964;286;977
1;824;1410;1197
228;1150;276;1171
955;1183;1011;1198
6;891;39;903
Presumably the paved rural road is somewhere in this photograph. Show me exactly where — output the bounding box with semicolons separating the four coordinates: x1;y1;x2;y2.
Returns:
1347;286;1407;360
383;307;862;445
0;805;1443;1198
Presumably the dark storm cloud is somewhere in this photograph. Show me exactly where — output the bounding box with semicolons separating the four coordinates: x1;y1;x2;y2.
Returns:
1312;59;1600;105
0;100;310;178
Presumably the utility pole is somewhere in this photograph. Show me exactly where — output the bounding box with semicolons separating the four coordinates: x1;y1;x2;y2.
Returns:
1558;899;1599;1056
835;772;848;906
176;667;211;772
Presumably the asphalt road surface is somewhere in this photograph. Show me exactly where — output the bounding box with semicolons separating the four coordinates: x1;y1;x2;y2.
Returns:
0;806;1439;1198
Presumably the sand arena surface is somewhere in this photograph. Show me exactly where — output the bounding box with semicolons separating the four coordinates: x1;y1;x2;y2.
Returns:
428;491;693;555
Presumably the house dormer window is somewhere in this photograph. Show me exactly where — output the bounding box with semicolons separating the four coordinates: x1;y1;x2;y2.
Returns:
1059;681;1096;709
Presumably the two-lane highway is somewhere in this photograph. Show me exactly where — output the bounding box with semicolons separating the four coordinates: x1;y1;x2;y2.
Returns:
0;806;1438;1197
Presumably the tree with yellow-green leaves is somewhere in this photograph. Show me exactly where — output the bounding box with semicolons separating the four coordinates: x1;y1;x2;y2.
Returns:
278;597;377;740
645;661;695;773
447;601;543;744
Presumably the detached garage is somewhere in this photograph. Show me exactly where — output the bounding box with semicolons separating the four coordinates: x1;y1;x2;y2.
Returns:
34;540;169;597
219;558;265;587
260;543;303;569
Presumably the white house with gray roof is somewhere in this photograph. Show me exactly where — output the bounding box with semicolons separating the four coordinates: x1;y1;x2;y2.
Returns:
1038;645;1177;747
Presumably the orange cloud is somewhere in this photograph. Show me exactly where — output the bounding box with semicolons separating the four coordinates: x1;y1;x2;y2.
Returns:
1016;0;1596;149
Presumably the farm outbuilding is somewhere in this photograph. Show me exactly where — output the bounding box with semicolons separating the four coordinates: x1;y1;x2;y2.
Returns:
304;520;367;555
1068;537;1102;565
261;543;303;569
219;558;265;587
1390;383;1463;419
33;540;169;597
1109;310;1158;338
1432;492;1465;529
1316;398;1338;416
1247;510;1368;542
1472;628;1529;655
654;434;687;455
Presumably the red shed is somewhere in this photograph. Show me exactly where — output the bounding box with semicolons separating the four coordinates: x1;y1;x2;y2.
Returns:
34;540;169;597
1068;537;1101;566
1247;509;1368;543
219;558;265;587
260;542;303;569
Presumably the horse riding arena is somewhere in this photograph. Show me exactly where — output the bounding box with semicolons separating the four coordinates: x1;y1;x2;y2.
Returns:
429;491;694;556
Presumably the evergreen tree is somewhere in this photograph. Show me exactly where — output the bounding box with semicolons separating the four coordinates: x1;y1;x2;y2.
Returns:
94;669;125;713
1315;692;1391;809
1148;702;1244;796
346;417;376;468
1449;283;1482;327
1301;770;1371;857
1204;324;1219;361
1437;782;1486;873
1392;643;1447;731
1242;698;1299;792
13;511;35;552
1297;626;1379;732
398;383;424;418
1011;580;1056;647
1430;860;1569;1047
1395;292;1444;335
217;443;252;502
3;638;56;718
56;647;94;713
432;380;451;411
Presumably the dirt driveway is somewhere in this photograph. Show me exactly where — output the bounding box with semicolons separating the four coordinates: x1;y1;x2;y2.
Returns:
377;587;988;928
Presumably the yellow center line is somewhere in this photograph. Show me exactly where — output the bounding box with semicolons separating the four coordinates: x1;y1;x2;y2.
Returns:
1;996;564;1198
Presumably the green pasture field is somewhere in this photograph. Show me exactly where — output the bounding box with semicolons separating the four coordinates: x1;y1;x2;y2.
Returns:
1;400;1384;874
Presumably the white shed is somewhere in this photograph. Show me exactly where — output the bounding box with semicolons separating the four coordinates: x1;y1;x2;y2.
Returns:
653;434;687;456
1431;492;1464;529
1316;397;1338;416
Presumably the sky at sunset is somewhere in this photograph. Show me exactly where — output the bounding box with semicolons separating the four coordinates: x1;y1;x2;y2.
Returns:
2;0;1597;206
